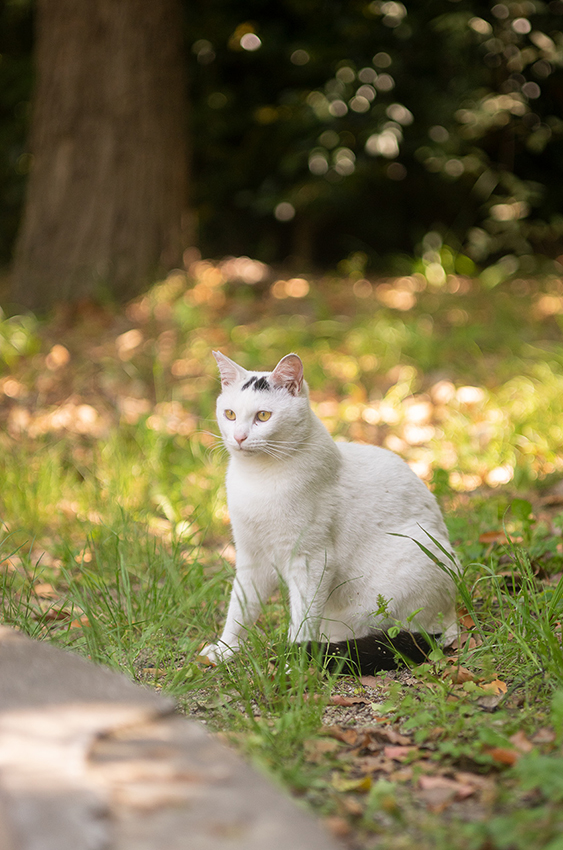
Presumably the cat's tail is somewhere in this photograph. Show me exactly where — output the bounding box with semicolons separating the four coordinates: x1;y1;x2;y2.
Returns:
303;629;440;675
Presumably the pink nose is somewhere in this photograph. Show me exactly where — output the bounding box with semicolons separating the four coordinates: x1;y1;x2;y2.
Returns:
235;433;247;446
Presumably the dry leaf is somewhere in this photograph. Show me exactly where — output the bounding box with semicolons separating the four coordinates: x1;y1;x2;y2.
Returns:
482;679;508;695
354;755;388;774
325;816;352;838
531;728;556;744
418;774;475;812
330;694;370;707
509;730;534;753
33;582;58;598
304;738;341;761
373;727;412;746
479;530;508;545
359;675;380;688
331;773;372;793
419;775;475;798
484;747;519;766
445;664;476;684
383;745;418;761
340;797;364;817
456;607;476;629
325;726;360;746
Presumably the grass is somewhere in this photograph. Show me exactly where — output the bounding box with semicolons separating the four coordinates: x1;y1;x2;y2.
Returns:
1;261;563;848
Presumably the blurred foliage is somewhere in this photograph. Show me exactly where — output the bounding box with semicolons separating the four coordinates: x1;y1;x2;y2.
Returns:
187;0;563;269
2;0;563;273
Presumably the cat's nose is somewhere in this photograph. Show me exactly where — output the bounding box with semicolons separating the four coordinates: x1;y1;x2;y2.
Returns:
235;433;247;446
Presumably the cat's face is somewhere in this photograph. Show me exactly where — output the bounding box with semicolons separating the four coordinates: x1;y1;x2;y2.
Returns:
213;351;310;459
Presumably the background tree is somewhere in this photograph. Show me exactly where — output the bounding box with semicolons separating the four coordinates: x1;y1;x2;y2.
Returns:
11;0;189;311
3;0;563;306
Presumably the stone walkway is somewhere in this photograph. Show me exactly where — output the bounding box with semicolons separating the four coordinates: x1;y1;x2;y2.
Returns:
0;627;342;850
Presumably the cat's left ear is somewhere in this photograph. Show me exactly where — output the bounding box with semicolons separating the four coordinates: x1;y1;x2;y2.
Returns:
213;350;247;387
270;354;304;396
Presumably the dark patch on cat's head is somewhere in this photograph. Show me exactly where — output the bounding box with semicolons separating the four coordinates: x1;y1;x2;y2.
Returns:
241;375;270;392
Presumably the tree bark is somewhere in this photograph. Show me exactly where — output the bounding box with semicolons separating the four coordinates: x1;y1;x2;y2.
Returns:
12;0;189;311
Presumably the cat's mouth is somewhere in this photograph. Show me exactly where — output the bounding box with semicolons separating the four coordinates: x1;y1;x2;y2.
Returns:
232;442;255;454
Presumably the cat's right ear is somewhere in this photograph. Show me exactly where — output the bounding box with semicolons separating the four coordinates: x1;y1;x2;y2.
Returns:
213;351;247;387
270;353;304;396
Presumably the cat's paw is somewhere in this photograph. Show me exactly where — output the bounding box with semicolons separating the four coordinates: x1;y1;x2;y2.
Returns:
197;642;235;666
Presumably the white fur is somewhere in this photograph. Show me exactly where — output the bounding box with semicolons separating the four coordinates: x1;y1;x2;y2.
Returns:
201;351;459;664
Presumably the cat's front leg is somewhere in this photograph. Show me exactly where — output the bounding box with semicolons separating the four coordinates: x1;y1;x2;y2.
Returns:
200;564;276;665
286;554;334;643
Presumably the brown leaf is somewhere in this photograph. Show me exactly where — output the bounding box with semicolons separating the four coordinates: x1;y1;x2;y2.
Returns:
359;675;380;688
531;728;556;745
479;530;508;545
509;730;534;753
373;727;412;746
484;746;519;766
330;694;370;707
325;816;352;838
419;775;475;798
418;774;475;812
303;738;341;762
445;664;476;684
354;755;388;774
33;582;58;598
37;606;73;622
340;797;364;817
325;726;360;746
482;679;508;695
383;745;418;761
449;631;482;652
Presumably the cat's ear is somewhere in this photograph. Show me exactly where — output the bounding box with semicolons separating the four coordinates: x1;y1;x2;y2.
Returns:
213;351;247;387
270;353;304;396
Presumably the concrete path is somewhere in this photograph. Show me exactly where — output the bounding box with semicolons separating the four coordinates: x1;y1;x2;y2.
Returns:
0;627;342;850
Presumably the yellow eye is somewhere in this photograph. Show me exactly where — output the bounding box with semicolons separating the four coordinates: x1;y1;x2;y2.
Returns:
256;410;271;422
224;409;236;420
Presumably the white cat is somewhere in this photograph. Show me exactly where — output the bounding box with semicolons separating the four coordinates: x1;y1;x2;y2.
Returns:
201;351;459;672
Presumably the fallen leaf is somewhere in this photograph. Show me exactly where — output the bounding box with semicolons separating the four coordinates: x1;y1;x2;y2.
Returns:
481;679;508;695
389;766;414;782
419;775;475;798
449;631;482;652
457;607;476;629
359;675;380;688
445;664;476;684
325;726;360;746
340;797;364;817
484;747;519;766
36;607;73;622
33;582;58;597
479;530;508;545
354;755;388;774
418;774;475;812
330;694;370;707
331;773;372;793
304;737;341;761
509;730;534;753
373;727;412;746
454;771;495;791
383;745;418;761
531;728;556;745
325;816;352;838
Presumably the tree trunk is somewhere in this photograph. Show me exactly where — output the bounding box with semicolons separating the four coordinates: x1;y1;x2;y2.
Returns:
12;0;189;311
